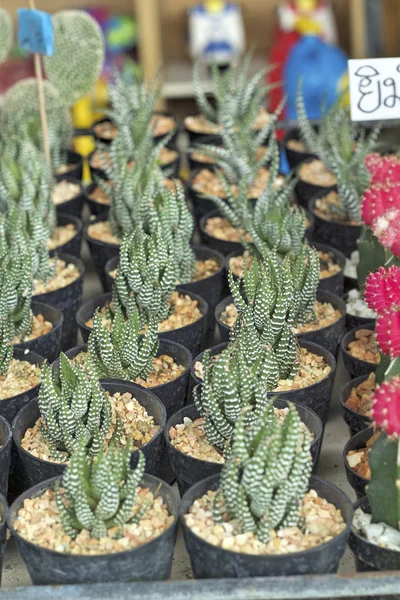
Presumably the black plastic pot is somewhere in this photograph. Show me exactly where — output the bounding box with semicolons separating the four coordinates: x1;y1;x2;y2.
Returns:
340;375;373;437
50;213;83;258
343;427;373;499
92;117;117;145
88;149;109;182
187;168;221;224
349;497;400;575
14;301;63;363
12;380;167;490
55;340;191;420
93;113;179;147
344;274;359;295
54;175;85;219
308;195;362;258
76;290;208;357
341;322;377;379
8;473;178;585
183;116;222;146
0;494;8;585
181;473;353;578
344;293;377;331
188;342;228;404
190;340;336;426
160;147;180;178
84;214;120;290
55;149;83;183
200;209;246;256
0;349;44;425
0;417;12;498
297;290;346;357
84;182;110;217
283;129;317;171
215;295;233;343
33;253;84;352
295;158;337;209
167;399;323;497
313;242;345;297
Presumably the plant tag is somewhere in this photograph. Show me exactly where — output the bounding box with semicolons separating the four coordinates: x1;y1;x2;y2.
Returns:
18;8;54;56
348;57;400;121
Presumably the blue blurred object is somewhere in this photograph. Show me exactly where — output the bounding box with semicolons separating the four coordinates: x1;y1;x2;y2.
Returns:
280;147;290;175
285;35;348;120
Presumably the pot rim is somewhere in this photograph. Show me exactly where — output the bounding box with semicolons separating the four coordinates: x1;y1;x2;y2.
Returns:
308;197;362;230
32;253;85;300
8;473;179;560
342;427;374;486
0;414;12;454
83;216;121;249
340;322;377;370
20;301;64;344
339;375;373;424
179;473;353;560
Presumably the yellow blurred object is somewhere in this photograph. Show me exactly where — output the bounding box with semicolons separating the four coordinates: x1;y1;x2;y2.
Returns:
92;79;109;112
74;136;95;185
294;16;322;36
294;0;319;11
204;0;226;13
72;96;93;130
338;72;350;107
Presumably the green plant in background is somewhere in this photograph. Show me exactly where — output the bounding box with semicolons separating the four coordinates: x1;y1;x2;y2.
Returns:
43;10;105;107
86;306;159;382
55;440;145;539
113;227;176;323
0;78;73;163
213;401;312;541
0;301;13;377
0;240;33;340
296;85;380;221
38;356;116;462
0;8;13;64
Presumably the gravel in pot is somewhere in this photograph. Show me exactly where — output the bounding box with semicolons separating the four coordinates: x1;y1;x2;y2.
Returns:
76;290;208;357
8;473;178;585
343;427;375;499
93;113;179;147
12;380;167;490
84;181;110;216
187;166;222;224
295;158;337;209
340;374;374;436
49;213;83;258
166;399;323;496
313;242;345;297
83;213;120;290
345;289;377;331
180;474;352;578
283;128;317;171
52;175;85;219
199;209;247;256
14;301;63;363
341;322;378;379
54;149;83;183
32;253;84;352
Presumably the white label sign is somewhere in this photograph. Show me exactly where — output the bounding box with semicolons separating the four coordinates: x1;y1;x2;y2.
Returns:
348;57;400;121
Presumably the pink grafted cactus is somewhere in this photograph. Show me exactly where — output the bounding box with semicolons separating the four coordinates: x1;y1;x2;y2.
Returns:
365;266;400;313
361;183;400;227
372;208;400;257
376;308;400;358
366;154;400;185
371;376;400;437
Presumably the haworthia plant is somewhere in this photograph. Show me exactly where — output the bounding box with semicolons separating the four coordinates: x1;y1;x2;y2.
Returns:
86;306;159;382
56;440;145;539
0;302;13;376
0;240;33;339
44;10;105;106
38;356;115;462
0;8;13;64
214;401;312;542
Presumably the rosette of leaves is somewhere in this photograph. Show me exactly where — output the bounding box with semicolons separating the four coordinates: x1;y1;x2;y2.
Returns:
296;86;380;221
113;227;176;323
43;10;105;107
86;306;159;382
38;355;116;462
55;440;145;539
213;401;312;542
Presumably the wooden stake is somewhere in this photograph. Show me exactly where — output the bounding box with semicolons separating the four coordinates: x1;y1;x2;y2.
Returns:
29;0;51;166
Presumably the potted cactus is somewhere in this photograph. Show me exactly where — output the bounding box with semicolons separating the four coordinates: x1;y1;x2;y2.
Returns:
181;400;352;578
13;352;166;489
9;442;178;584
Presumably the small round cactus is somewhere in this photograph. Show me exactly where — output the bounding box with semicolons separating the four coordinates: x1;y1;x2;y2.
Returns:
361;183;400;227
44;10;105;106
372;208;400;258
366;154;400;185
376;308;400;359
371;377;400;437
0;8;13;64
365;266;400;313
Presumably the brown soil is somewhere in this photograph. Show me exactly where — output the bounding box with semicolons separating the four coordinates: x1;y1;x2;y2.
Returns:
346;330;380;364
184;114;221;135
48;224;77;251
286;139;308;153
228;252;253;278
344;373;376;417
346;431;381;480
13;487;174;556
52;181;80;205
55;163;77;176
87;221;121;245
299;160;337;187
110;259;220;285
88;183;112;206
318;251;341;279
33;259;81;295
205;217;252;243
193;167;282;199
0;359;41;400
13;315;53;344
292;302;342;334
150;113;176;137
314;192;362;226
94;120;118;140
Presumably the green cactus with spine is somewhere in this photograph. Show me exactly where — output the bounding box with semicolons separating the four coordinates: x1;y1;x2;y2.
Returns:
0;302;13;377
296;86;380;221
86;306;159;382
43;10;105;107
0;240;33;339
113;227;176;323
0;8;13;64
55;440;145;539
213;401;312;542
0;78;72;159
38;356;116;462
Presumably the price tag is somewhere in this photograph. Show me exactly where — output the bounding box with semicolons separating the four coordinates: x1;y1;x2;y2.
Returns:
348;58;400;122
18;8;54;56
